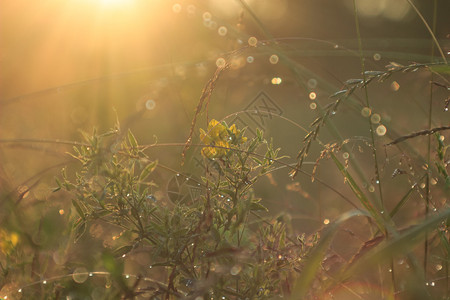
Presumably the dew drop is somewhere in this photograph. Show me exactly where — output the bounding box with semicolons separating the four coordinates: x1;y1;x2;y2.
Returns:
309;102;317;110
73;267;89;283
420;183;426;189
436;264;443;271
248;36;258;47
89;272;93;277
269;54;279;64
342;152;349;159
218;26;227;36
172;3;182;13
373;53;381;61
323;219;330;225
246;56;254;63
388;268;392;272
216;57;226;68
149;265;153;269
43;280;47;285
125;274;130;279
368;185;375;193
431;282;435;287
18;289;22;293
370;113;381;124
309;92;317;100
59;209;65;215
145;99;156;110
147;195;156;202
361;107;371;117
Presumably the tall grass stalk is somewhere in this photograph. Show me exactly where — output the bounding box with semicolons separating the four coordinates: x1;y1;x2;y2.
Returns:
352;1;391;295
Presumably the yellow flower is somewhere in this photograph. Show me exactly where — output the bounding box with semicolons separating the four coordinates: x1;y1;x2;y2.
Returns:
229;124;247;144
199;119;246;158
201;140;230;158
0;229;19;255
206;119;228;141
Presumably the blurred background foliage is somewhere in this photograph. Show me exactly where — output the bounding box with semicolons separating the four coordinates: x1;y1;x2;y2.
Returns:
0;0;449;299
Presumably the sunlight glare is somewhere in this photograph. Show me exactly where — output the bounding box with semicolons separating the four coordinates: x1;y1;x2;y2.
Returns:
101;0;132;6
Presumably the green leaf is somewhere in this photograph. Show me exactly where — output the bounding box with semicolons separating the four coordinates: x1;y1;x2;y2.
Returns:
113;245;133;258
151;261;175;267
72;199;85;219
139;160;158;182
250;202;268;212
251;157;263;165
256;128;263;141
389;175;425;219
343;207;450;280
127;129;138;149
330;153;385;232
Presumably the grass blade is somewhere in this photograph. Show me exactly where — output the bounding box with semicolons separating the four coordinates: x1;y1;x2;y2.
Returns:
330;153;385;232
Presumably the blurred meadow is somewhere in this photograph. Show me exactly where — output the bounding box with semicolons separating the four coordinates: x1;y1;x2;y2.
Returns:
1;0;449;299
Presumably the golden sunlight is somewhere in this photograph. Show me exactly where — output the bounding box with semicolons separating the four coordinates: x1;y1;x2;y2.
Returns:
100;0;134;7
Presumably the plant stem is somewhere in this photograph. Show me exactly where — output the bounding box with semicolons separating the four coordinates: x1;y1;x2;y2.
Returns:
352;0;384;212
424;0;438;280
353;0;392;295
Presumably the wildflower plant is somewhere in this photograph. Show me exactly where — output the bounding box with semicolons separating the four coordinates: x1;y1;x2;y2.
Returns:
199;119;247;159
46;120;311;299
